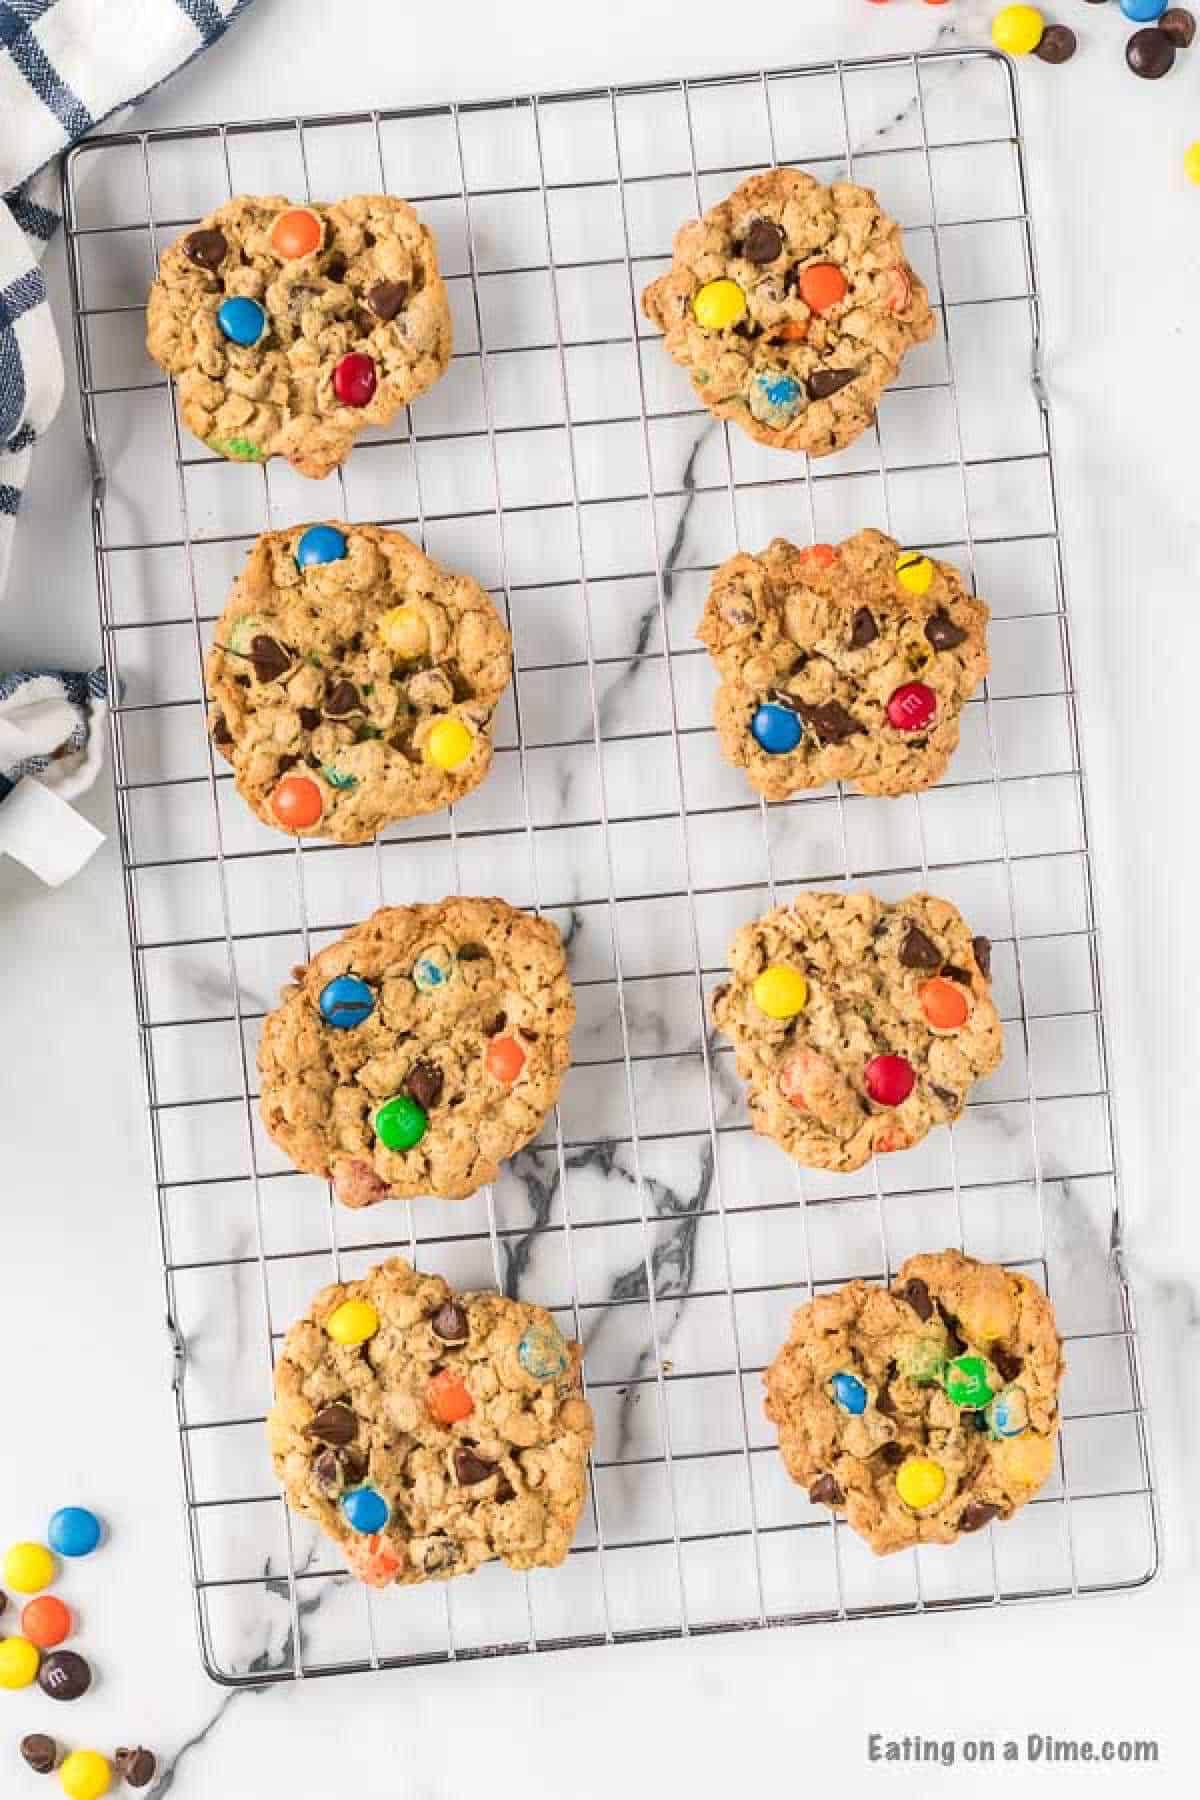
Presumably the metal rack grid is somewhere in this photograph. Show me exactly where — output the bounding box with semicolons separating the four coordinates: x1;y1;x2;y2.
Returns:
63;48;1158;1686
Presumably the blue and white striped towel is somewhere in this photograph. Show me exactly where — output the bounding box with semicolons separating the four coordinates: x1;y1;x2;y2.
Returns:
0;0;258;880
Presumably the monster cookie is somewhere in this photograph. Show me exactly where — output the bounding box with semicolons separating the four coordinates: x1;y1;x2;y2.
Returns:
258;898;574;1202
698;530;989;800
764;1250;1063;1554
146;194;451;477
712;892;1002;1172
206;524;511;843
641;168;934;454
268;1257;594;1585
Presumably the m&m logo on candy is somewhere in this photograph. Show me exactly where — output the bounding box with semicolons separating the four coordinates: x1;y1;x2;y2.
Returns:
886;682;937;733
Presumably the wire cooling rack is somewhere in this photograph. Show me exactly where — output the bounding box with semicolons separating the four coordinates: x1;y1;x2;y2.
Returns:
62;48;1158;1685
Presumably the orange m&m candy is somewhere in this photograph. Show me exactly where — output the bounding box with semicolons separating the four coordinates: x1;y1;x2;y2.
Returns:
21;1595;71;1649
271;773;323;831
799;263;848;313
427;1369;474;1425
270;207;323;260
799;543;836;569
485;1035;526;1085
919;976;970;1032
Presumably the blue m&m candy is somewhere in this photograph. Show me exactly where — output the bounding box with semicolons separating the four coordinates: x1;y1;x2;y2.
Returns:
296;524;348;569
751;702;802;756
47;1507;102;1559
341;1486;390;1534
413;945;454;993
217;296;268;347
518;1323;569;1381
986;1384;1029;1440
749;371;807;428
829;1371;868;1415
1120;0;1166;18
319;974;375;1030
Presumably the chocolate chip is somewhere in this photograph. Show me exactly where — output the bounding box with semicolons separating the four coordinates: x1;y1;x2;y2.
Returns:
312;1449;345;1496
896;1277;933;1321
457;942;490;962
431;1300;469;1344
495;1474;516;1503
899;924;941;971
992;1346;1024;1384
366;280;409;321
1034;24;1077;62
931;1085;959;1109
875;1385;896;1416
211;712;233;746
325;679;363;717
850;606;878;648
115;1748;158;1789
249;635;293;683
972;935;992;980
325;253;348;282
1161;7;1196;46
807;367;859;401
20;1735;57;1775
743;218;784;264
38;1651;92;1702
808;1473;844;1506
941;964;972;985
924;608;968;651
183;228;227;270
937;1305;967;1356
298;706;322;732
453;1448;497;1486
1126;25;1176;77
878;1442;905;1466
959;1500;1002;1533
403;1059;444;1111
794;699;862;744
276;752;300;773
305;1403;358;1446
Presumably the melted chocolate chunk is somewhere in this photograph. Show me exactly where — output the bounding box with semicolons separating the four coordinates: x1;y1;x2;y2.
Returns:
325;253;348;282
404;1059;444;1111
367;280;409;321
430;1300;469;1344
941;964;972;986
249;634;293;683
305;1403;357;1446
298;706;322;732
992;1346;1024;1384
924;609;968;651
183;228;227;271
850;606;878;648
877;1442;906;1467
808;1473;844;1506
959;1500;1002;1533
212;712;233;746
807;367;859;401
743;218;784;264
325;679;363;717
896;1277;933;1322
972;935;993;980
899;924;941;971
453;1448;497;1486
276;752;300;773
936;1304;967;1357
931;1085;959;1110
794;699;862;744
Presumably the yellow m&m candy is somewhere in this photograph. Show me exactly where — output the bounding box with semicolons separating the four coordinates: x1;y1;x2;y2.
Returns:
752;965;809;1019
425;717;473;770
3;1541;55;1594
0;1636;40;1688
895;1456;947;1511
991;5;1045;55
1186;142;1200;186
325;1299;379;1346
693;278;747;330
59;1751;113;1800
895;551;934;596
379;604;429;658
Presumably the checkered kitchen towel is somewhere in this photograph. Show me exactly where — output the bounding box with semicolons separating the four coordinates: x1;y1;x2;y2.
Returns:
0;0;259;880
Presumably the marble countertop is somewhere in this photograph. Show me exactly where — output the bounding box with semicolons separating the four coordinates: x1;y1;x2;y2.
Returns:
3;1;1197;1792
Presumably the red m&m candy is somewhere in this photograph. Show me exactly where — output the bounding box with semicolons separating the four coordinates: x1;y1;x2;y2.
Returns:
270;774;323;831
886;682;936;733
333;353;377;407
864;1054;916;1107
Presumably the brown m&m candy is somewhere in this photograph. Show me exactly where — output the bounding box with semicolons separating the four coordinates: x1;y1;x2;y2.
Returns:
20;1734;58;1774
114;1748;158;1789
1161;6;1196;44
37;1648;92;1701
1033;24;1077;62
743;219;784;264
1126;25;1176;76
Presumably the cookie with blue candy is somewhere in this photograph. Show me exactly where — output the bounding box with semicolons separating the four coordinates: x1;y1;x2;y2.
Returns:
641;166;934;455
697;529;989;802
257;896;575;1203
764;1249;1063;1555
268;1256;593;1587
145;193;452;477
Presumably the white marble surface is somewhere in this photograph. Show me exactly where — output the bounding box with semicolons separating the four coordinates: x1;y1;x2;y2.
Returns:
2;1;1198;1792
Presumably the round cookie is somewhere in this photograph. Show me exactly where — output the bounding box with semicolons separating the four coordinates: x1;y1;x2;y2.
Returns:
764;1250;1064;1554
641;168;935;455
146;194;452;478
258;898;575;1202
206;524;511;844
712;891;1002;1172
268;1257;594;1585
698;530;990;800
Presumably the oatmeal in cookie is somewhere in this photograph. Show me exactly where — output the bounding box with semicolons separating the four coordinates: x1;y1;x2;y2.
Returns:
712;891;1002;1172
641;168;934;454
206;524;511;844
764;1250;1063;1554
698;530;989;800
258;898;574;1203
269;1257;593;1585
146;194;451;477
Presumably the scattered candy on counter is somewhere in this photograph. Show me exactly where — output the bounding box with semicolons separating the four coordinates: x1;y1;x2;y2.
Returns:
752;965;809;1019
1186;140;1200;182
373;1092;429;1151
1161;6;1196;42
864;1053;916;1107
324;1298;380;1345
895;1456;947;1510
1034;22;1077;59
58;1750;111;1800
38;1651;92;1704
0;1637;41;1689
1120;0;1166;19
46;1513;100;1563
517;1323;569;1381
294;523;347;569
20;1732;57;1774
340;1486;390;1535
829;1371;869;1415
21;1597;71;1651
113;1749;157;1790
751;700;803;756
1126;21;1177;69
3;1545;55;1596
215;295;267;348
991;5;1049;54
318;974;375;1029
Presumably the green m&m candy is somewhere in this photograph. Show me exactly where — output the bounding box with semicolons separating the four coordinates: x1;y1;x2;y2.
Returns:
373;1094;428;1151
944;1354;995;1410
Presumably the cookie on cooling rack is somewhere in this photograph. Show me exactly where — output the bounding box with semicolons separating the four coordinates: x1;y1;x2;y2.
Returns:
697;529;989;800
145;194;451;477
206;523;511;844
268;1256;594;1587
764;1250;1063;1555
258;898;574;1203
641;168;935;455
711;891;1002;1172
